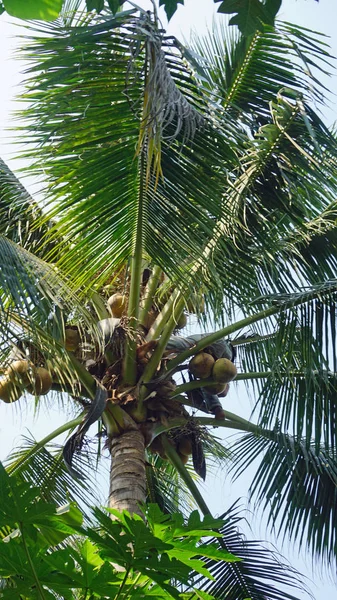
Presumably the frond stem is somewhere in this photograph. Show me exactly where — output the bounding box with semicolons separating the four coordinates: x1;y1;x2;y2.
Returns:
145;288;180;341
161;434;211;516
124;150;147;384
139;296;186;402
6;417;83;475
20;525;47;600
167;286;337;371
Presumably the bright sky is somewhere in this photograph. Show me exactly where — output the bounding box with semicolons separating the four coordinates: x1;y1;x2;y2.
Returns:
1;1;337;598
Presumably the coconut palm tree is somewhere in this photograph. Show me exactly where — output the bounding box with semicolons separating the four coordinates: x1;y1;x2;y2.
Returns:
1;2;337;597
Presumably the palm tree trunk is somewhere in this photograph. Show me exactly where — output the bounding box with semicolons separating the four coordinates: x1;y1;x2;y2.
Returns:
109;429;146;518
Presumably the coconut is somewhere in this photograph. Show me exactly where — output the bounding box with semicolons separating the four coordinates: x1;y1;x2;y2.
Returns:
175;312;187;330
178;436;193;456
107;293;127;318
26;367;52;396
218;383;230;398
150;436;168;459
212;358;237;383
189;352;215;379
7;359;30;376
204;382;228;395
178;452;189;465
7;360;30;385
65;328;80;352
0;377;21;403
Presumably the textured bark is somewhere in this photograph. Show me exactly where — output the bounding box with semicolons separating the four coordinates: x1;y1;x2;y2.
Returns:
109;429;146;518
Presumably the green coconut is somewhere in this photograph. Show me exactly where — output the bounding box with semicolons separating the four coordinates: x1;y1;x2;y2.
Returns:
175;312;187;330
189;352;215;379
0;377;22;403
26;367;52;396
65;328;80;352
7;360;31;385
212;358;237;383
204;382;228;395
218;383;230;397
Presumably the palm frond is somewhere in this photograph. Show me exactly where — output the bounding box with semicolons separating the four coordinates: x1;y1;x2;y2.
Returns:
15;12;337;325
191;19;333;122
239;288;337;450
231;432;337;565
182;21;337;322
194;501;309;600
235;303;336;442
210;96;337;319
146;453;196;516
5;433;104;512
0;236;103;388
17;11;237;303
0;158;55;257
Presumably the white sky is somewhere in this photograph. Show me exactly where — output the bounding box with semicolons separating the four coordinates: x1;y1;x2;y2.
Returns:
1;1;337;598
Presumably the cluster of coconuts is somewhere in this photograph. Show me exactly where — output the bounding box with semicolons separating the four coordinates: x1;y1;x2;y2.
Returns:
0;360;52;404
188;352;237;394
150;434;193;464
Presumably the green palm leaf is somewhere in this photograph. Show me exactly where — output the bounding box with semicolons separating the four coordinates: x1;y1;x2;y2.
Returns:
15;12;337;324
5;433;101;511
235;303;336;445
208;96;337;317
231;432;337;564
191;20;333;121
237;286;337;450
0;158;55;257
0;235;104;394
18;11;237;301
193;501;309;600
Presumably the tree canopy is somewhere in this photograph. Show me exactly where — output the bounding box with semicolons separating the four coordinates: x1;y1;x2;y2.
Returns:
0;1;336;598
0;0;318;34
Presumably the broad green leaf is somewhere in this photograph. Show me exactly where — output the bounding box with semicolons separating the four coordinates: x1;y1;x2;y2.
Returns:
159;0;184;21
216;0;281;35
0;463;40;527
86;0;104;11
36;504;83;546
56;502;83;527
3;0;62;20
76;540;104;587
107;0;121;12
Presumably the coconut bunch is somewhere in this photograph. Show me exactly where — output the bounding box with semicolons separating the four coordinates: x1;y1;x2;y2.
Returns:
149;421;206;479
0;359;52;403
188;351;237;395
